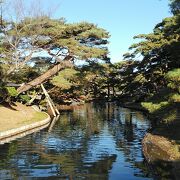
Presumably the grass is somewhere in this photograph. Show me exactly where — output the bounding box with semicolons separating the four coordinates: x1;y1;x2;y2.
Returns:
0;103;49;132
18;112;48;126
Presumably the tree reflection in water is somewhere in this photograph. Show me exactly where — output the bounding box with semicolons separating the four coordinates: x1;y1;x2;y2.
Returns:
0;102;153;180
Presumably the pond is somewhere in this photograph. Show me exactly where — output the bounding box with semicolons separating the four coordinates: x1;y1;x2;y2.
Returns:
0;102;153;180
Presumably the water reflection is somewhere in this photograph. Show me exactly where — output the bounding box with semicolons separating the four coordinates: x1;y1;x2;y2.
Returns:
0;102;152;179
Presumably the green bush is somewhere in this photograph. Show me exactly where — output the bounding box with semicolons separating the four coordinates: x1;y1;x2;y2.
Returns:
39;99;47;106
165;69;180;93
6;87;18;97
19;95;31;103
141;101;169;113
169;93;180;102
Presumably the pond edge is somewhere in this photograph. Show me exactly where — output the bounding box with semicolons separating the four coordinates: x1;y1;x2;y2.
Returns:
0;112;51;144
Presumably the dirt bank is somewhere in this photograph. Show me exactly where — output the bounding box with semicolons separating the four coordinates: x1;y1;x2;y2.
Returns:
142;133;180;162
142;133;180;179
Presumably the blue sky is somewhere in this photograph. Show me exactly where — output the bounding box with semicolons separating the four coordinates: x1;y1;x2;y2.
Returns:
45;0;171;63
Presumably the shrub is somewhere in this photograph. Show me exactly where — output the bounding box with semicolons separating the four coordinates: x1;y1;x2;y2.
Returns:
141;101;169;113
6;87;18;97
19;95;31;103
169;93;180;102
165;69;180;93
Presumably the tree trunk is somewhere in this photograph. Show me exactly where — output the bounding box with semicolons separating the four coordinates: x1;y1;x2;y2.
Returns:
112;85;115;97
107;83;110;100
17;60;73;94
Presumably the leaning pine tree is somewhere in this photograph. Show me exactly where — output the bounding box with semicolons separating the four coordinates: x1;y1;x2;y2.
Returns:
1;16;109;93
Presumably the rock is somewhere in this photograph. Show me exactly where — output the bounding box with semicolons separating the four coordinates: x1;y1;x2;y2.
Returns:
142;133;180;179
142;133;180;162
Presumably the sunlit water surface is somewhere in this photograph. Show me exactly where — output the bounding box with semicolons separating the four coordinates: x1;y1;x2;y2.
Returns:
0;103;153;179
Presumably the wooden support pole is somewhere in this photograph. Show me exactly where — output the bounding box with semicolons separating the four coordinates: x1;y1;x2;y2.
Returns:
49;97;60;115
48;115;60;132
41;84;56;117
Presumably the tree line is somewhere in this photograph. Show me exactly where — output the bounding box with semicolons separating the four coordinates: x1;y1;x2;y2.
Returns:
0;0;179;123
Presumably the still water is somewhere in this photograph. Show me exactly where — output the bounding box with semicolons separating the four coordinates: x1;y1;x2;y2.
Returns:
0;103;153;180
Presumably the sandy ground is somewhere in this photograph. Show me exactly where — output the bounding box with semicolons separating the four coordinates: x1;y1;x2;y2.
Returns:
0;102;48;132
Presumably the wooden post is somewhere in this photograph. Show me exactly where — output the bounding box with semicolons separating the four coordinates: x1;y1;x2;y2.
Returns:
48;95;60;115
48;115;60;132
41;84;56;117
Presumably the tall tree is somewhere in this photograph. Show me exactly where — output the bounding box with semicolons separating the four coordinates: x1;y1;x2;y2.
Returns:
118;0;180;101
0;0;56;75
0;0;110;94
16;19;109;93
